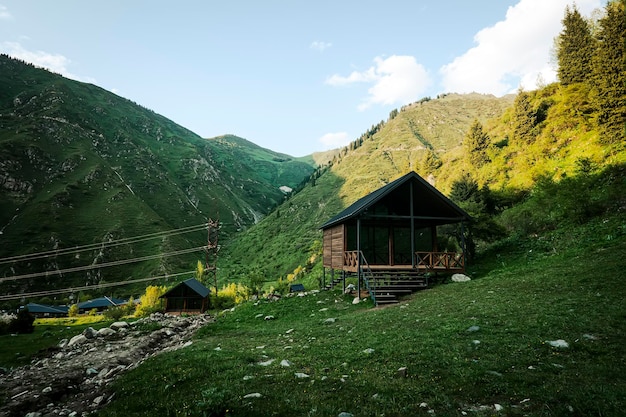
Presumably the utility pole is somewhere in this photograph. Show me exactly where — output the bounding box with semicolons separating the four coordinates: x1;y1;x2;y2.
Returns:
205;218;220;297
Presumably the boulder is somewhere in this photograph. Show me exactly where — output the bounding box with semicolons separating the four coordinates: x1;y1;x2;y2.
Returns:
97;327;116;337
67;334;88;347
451;273;471;282
110;321;129;330
82;327;99;339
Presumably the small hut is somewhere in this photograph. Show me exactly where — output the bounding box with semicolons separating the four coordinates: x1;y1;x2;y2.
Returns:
160;278;211;314
23;303;69;318
77;296;127;313
320;171;471;304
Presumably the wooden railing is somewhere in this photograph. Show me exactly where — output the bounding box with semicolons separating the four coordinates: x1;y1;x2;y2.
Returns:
415;252;465;271
342;251;376;303
343;250;464;272
343;251;360;269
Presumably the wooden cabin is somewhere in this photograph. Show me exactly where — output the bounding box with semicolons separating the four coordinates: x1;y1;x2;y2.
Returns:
320;171;471;305
161;278;211;314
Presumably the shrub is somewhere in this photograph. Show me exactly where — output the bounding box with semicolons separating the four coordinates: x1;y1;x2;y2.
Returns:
103;306;126;321
0;312;16;335
135;285;167;317
8;308;35;334
68;304;79;317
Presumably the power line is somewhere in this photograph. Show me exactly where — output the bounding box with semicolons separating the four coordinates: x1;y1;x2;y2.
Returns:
0;246;206;283
0;271;194;301
0;223;208;265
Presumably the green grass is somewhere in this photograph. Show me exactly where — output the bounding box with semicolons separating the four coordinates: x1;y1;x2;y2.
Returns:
97;217;626;417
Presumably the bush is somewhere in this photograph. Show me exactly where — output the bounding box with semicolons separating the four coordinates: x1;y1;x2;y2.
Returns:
68;304;79;317
103;306;127;321
135;286;167;317
0;312;16;335
8;308;35;334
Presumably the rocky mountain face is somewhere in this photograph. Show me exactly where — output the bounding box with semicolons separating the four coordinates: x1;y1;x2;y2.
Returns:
0;55;314;298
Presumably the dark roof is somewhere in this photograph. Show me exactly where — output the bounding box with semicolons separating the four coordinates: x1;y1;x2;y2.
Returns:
320;171;470;229
24;303;69;314
78;296;126;309
161;278;211;299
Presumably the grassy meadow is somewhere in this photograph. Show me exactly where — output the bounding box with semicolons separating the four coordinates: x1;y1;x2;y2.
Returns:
96;214;626;417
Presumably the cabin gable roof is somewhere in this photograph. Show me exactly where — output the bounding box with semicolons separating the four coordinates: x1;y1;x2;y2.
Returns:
320;171;470;229
161;278;211;299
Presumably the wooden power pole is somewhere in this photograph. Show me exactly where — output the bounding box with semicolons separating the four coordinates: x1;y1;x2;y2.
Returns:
205;218;220;296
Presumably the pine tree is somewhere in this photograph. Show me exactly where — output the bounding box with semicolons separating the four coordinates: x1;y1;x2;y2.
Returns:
592;0;626;145
463;119;491;167
557;5;596;86
512;90;537;145
420;149;441;175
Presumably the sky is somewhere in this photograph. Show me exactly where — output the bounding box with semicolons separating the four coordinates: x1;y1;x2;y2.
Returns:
0;0;602;157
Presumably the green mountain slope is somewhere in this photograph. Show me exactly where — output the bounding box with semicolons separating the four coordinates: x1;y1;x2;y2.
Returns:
218;93;515;281
0;55;314;296
219;77;624;285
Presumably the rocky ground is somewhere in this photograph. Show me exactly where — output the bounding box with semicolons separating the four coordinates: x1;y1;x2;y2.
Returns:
0;313;213;417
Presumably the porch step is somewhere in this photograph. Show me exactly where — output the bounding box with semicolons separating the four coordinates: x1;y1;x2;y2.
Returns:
373;294;399;305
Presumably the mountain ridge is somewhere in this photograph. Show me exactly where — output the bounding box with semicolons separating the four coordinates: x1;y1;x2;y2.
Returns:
0;55;314;298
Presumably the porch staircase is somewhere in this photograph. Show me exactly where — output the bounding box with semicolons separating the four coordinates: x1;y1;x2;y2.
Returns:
324;269;428;306
366;270;428;306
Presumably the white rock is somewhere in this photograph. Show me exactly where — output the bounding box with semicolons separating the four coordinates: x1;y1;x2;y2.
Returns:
68;334;88;347
494;403;503;411
338;413;354;417
110;321;129;330
547;339;569;348
324;318;337;324
451;273;471;282
214;346;222;351
280;359;292;367
362;348;375;354
255;313;264;319
352;297;360;304
295;372;310;378
264;315;275;321
243;375;254;380
258;359;275;366
420;402;428;408
285;328;294;334
97;327;116;337
243;393;262;399
467;325;480;332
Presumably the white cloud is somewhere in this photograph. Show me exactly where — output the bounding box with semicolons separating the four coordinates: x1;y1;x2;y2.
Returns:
319;132;351;149
440;0;602;96
0;5;12;19
1;41;96;83
327;55;431;110
310;41;332;52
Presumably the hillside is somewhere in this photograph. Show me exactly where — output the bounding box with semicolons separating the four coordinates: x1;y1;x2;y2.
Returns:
99;216;626;416
217;93;515;281
0;55;314;300
218;79;625;286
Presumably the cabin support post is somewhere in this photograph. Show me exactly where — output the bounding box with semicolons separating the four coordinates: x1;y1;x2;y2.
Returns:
410;182;416;268
322;267;326;289
356;217;361;295
460;222;467;262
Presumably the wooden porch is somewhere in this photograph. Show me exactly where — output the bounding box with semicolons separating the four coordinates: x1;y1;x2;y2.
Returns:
342;250;465;273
